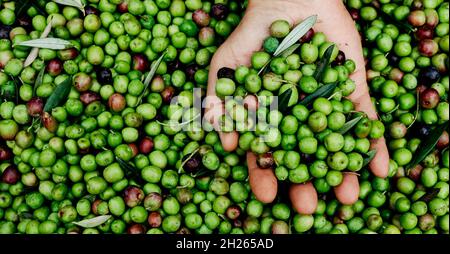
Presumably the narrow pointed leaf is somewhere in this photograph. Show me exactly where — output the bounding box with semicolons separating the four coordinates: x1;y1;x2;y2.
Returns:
372;3;414;33
73;215;112;228
407;122;449;170
43;77;72;112
363;150;377;167
338;113;365;135
116;157;138;178
53;0;85;15
33;68;46;97
277;88;293;113
138;52;166;105
300;83;338;106
14;38;73;50
24;18;54;67
280;43;300;58
274;15;317;56
313;44;335;82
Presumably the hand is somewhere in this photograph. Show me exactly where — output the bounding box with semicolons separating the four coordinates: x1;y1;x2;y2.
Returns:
205;0;390;214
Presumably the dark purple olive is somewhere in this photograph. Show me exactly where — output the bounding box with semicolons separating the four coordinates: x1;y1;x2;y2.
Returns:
388;54;401;65
139;137;154;154
333;50;346;66
408;164;423;182
108;93;126;112
1;166;20;184
176;227;191;234
419;39;439;57
233;219;242;228
182;153;201;173
437;131;449;150
123;186;144;207
96;68;112;85
301;153;316;164
257;153;275;169
226;205;241;220
127;224;145;234
161;86;175;103
192;9;211;27
41;112;59;133
217;67;235;79
0;146;13;161
420;88;440;109
415;26;434;40
26;97;44;117
417;124;432;137
271;221;289;234
419;66;441;85
85;6;100;16
299;28;315;43
147;212;162;228
0;25;12;39
46;59;63;76
74;72;93;92
185;64;198;81
80;91;101;105
167;60;181;73
211;4;228;20
143;192;162;211
132;54;149;72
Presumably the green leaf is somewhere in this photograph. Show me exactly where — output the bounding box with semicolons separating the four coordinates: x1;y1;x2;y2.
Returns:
138;52;166;105
280;43;300;58
372;3;415;33
277;87;293;113
15;0;45;17
52;0;85;15
43;77;72;112
300;83;338;106
363;150;377;167
24;17;54;67
313;44;335;82
273;15;317;57
14;38;74;50
407;122;449;170
338;113;365;135
73;215;111;228
33;68;45;97
116;157;139;178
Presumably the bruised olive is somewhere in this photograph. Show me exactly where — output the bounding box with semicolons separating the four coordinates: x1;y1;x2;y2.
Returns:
175;188;192;204
133;54;149;72
211;4;229;20
46;59;63;76
80;91;101;105
257;153;275;169
1;166;20;184
143;192;162;211
182;153;201;173
420;88;440;109
217;67;235;80
108;93;126;112
127;224;145;234
74;73;93;92
96;68;112;85
192;9;211;27
226;205;241;220
148;211;162;228
41;112;59;133
26;97;44;117
123;186;144;207
139;137;154;154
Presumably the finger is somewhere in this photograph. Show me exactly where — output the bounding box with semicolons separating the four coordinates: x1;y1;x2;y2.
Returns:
219;132;239;152
334;173;360;205
247;151;277;204
369;137;390;178
289;182;318;215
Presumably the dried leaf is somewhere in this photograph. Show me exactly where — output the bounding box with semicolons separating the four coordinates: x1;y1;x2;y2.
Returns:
273;15;317;56
363;150;377;167
338;113;365;135
300;83;338;106
407;122;449;170
73;215;111;228
43;77;72;112
313;44;335;82
14;38;74;50
138;52;166;105
52;0;85;15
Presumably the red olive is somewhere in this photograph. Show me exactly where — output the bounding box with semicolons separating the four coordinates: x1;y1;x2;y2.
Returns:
58;48;79;61
419;39;439;57
46;59;63;76
0;146;13;161
26;97;44;117
388;68;404;84
408;164;423;182
161;86;175;103
349;9;360;21
127;224;145;234
41;112;59;133
420;88;440;109
117;1;128;13
108;93;126;112
123;186;144;207
139;137;154;154
408;10;426;27
198;27;215;45
437;131;449;150
80;91;101;105
1;166;20;184
74;72;93;92
300;28;315;43
147;212;162;228
129;143;139;158
132;54;149;72
226;205;241;220
192;9;211;27
91;200;102;215
415;26;434;40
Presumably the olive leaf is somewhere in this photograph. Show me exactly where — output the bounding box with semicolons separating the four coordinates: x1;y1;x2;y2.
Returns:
43;77;72;112
10;76;22;104
363;150;377;167
15;0;45;16
24;17;54;67
280;43;300;58
33;68;46;96
73;215;112;228
277;87;293;113
116;156;138;178
338;113;365;135
52;0;85;15
273;15;317;57
419;189;440;203
407;122;449;170
157;113;201;127
371;3;415;33
300;82;338;106
138;52;166;105
14;38;74;50
313;44;335;82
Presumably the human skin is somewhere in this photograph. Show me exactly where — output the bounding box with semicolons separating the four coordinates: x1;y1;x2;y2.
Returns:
204;0;390;214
